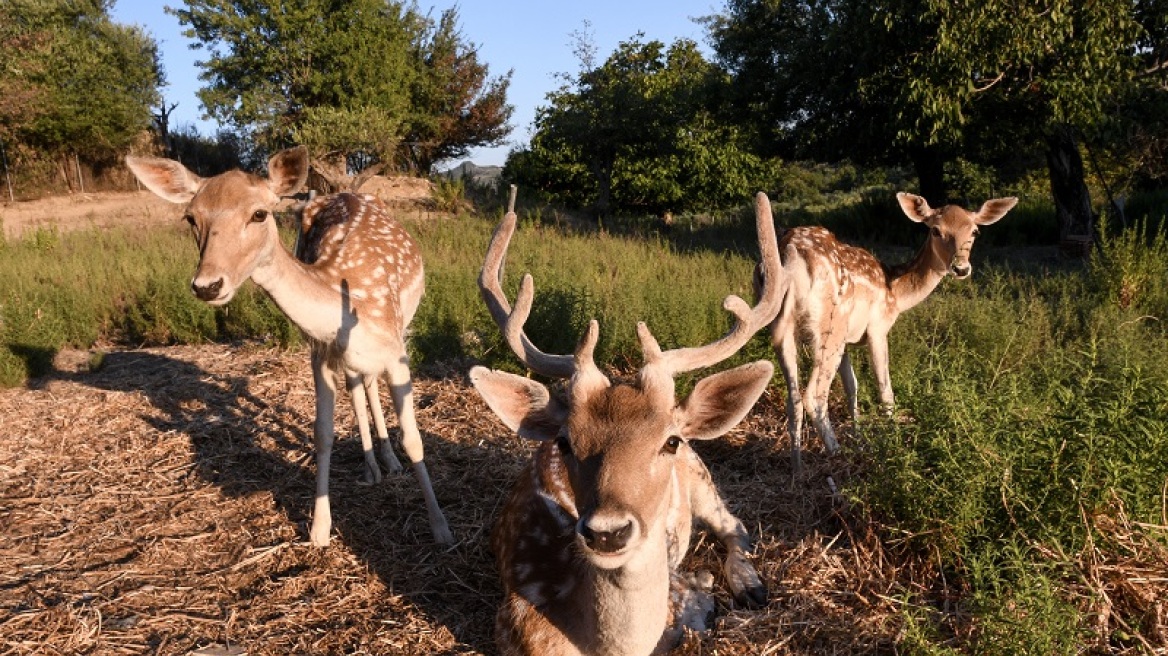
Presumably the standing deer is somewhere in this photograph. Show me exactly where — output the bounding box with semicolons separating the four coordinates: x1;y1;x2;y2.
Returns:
124;147;453;546
762;192;1017;469
471;190;784;655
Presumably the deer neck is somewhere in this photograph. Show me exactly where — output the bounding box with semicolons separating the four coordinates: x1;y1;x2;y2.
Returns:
888;240;948;314
581;528;672;655
248;238;353;343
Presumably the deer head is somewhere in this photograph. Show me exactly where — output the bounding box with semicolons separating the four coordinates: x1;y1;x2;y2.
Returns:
472;191;785;572
896;192;1018;279
125;147;309;304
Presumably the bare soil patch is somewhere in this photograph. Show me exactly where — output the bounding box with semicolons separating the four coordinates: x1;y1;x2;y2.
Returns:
0;343;907;655
0;176;440;240
0;191;183;239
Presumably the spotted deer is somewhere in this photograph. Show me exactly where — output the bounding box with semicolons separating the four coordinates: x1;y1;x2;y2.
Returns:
124;147;453;546
760;192;1017;469
471;190;784;655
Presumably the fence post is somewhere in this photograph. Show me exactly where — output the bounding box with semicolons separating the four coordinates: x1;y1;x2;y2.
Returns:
1;139;13;203
75;152;85;194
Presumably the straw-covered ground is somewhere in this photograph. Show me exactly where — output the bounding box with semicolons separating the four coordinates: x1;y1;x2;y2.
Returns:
0;342;922;655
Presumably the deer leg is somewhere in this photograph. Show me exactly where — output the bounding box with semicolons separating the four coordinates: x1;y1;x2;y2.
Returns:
658;569;717;651
387;356;454;544
363;376;404;475
309;349;337;547
868;334;895;417
838;350;859;423
346;373;382;485
806;337;847;454
685;450;768;608
775;328;805;472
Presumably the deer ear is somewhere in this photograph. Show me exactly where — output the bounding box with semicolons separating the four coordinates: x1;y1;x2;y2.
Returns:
125;156;203;204
676;361;773;441
267;146;309;197
896;192;933;223
975;197;1018;226
470;366;566;441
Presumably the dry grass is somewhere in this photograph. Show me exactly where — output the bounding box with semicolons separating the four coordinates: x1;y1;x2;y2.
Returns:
3;344;1162;655
0;344;902;655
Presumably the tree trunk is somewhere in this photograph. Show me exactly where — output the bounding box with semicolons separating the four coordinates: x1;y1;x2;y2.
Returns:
590;155;614;220
58;155;74;193
910;145;947;207
1045;125;1094;243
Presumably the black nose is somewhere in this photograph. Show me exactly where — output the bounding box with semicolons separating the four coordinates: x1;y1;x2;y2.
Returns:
191;278;224;301
580;520;634;554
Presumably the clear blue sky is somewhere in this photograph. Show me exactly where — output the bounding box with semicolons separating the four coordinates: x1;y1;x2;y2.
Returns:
110;1;724;168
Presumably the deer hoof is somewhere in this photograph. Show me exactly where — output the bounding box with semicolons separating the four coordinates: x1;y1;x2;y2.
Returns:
725;554;768;609
309;525;331;548
380;445;404;475
432;523;455;545
361;463;383;485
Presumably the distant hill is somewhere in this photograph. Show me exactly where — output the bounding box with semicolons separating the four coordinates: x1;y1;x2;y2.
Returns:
440;161;503;188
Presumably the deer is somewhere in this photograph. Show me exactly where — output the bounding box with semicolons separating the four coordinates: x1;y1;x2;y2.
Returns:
124;146;453;546
760;192;1018;470
470;189;786;655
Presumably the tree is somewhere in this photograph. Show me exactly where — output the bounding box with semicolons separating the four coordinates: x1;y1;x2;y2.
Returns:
171;0;511;175
1108;0;1168;189
914;1;1141;240
510;34;769;217
705;0;945;199
0;0;160;177
401;7;513;174
708;0;1146;241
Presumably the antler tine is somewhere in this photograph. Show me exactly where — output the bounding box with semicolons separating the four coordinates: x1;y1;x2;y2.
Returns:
640;192;786;376
479;186;578;379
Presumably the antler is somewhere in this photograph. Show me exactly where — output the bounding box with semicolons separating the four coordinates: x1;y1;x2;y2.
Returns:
479;185;589;379
639;192;786;377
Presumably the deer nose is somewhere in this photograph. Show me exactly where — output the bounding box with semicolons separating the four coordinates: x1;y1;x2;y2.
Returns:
191;277;224;301
951;263;972;278
579;519;634;554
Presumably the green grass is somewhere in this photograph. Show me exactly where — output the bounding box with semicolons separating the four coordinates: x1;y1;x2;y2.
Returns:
850;219;1168;651
0;222;297;386
0;211;765;386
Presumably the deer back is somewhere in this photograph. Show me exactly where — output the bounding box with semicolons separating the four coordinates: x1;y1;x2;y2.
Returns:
296;191;424;330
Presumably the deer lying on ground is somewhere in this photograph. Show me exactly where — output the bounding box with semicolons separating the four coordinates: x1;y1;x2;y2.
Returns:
125;147;453;546
471;190;784;655
760;192;1017;469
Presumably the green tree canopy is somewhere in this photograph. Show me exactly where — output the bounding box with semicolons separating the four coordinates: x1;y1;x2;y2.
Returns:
508;34;769;217
403;7;513;174
0;0;160;157
171;0;511;174
708;0;1148;238
704;0;922;179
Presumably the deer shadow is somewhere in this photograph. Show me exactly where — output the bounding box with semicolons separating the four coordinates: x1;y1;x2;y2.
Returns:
38;347;517;653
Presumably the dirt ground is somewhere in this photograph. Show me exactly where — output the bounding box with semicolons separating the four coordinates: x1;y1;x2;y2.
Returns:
0;190;182;239
0;175;439;240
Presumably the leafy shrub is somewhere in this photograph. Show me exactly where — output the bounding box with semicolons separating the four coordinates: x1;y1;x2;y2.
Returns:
430;177;468;214
1089;215;1168;318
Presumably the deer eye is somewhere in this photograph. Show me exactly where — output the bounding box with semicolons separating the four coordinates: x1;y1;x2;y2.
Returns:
972;227;980;237
183;213;195;226
251;209;269;223
930;226;942;237
662;436;683;455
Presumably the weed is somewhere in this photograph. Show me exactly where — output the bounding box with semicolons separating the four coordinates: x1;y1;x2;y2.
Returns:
431;177;467;214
